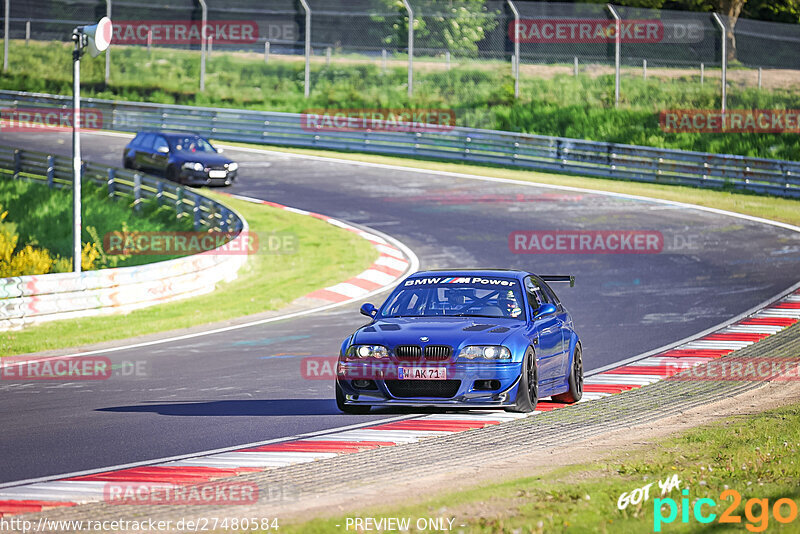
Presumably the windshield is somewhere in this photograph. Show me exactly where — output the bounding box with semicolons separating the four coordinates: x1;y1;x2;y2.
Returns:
379;276;526;320
170;136;216;153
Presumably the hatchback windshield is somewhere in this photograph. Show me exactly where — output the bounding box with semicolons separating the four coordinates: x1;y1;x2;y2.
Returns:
170;136;216;153
380;276;525;320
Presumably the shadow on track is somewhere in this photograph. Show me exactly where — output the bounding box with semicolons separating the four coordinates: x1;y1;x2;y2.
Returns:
98;399;341;416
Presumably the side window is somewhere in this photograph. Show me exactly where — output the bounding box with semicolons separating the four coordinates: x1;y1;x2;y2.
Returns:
539;279;561;306
139;133;155;149
524;276;550;308
153;136;169;153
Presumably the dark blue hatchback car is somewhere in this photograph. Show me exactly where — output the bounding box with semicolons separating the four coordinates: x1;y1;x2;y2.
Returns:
123;131;238;186
336;269;583;414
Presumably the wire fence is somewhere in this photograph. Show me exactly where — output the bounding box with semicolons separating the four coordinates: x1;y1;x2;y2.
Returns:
2;1;800;109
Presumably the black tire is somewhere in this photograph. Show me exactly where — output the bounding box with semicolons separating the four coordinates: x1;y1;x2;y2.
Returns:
123;157;134;169
336;382;371;414
507;348;538;413
552;343;583;403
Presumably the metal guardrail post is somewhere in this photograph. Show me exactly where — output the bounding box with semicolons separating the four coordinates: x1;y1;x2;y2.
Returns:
3;0;9;72
176;187;183;216
104;0;111;84
264;40;269;63
24;19;28;45
133;172;141;211
156;180;163;204
712;13;726;113
46;155;54;187
192;193;201;229
107;167;115;197
299;0;311;98
12;148;20;178
198;0;207;92
607;4;621;108
507;0;520;99
402;0;413;97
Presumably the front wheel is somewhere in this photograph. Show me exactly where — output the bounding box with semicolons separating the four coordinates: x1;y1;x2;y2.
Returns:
507;348;538;413
336;382;371;414
166;166;182;185
552;343;583;403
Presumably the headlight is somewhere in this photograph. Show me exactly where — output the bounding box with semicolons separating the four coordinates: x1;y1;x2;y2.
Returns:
458;345;512;361
345;345;389;360
227;162;239;172
182;162;204;172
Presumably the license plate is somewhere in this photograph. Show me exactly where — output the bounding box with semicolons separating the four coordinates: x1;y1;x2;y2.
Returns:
398;367;447;380
208;170;227;178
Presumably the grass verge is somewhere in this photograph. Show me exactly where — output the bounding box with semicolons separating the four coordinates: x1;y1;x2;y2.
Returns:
280;401;800;533
3;40;800;159
221;142;800;227
1;191;378;356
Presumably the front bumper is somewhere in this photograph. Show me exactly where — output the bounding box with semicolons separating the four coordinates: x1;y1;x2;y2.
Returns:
337;361;523;408
179;169;238;186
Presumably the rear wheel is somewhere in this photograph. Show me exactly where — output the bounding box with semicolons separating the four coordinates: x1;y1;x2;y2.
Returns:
336;382;371;414
552;343;583;403
507;348;538;413
123;157;134;169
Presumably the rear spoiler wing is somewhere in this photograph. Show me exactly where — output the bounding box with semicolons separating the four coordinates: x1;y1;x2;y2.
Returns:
540;275;575;287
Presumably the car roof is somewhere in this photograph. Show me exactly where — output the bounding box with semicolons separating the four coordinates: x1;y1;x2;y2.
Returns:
136;130;206;139
408;269;530;280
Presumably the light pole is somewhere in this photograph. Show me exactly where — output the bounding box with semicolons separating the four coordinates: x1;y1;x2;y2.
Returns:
71;17;112;273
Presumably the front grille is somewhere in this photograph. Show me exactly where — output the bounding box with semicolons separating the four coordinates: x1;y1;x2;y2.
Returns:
394;345;422;360
424;345;452;361
385;380;461;398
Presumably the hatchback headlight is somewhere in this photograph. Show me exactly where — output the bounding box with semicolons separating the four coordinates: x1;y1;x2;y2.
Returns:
345;345;389;360
182;162;204;171
227;162;239;172
458;345;512;361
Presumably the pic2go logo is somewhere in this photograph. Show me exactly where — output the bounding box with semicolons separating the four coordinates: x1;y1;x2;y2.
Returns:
654;489;799;532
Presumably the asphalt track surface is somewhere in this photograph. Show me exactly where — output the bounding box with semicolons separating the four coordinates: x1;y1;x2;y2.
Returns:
1;130;799;484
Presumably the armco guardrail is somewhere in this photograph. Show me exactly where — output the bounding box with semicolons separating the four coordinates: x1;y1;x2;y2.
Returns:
0;146;248;331
1;90;799;198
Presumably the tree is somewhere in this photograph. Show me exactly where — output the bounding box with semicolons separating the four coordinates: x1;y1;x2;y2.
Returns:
373;0;499;56
714;0;748;62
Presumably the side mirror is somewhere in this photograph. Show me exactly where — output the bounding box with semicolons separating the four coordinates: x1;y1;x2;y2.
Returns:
533;303;557;318
360;303;377;318
157;146;169;154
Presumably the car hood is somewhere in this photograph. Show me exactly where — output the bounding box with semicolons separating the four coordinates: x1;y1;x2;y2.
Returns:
174;151;233;165
353;316;522;348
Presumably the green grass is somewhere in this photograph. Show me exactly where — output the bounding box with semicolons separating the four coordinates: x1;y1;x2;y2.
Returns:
278;402;800;533
1;192;378;356
4;40;800;159
0;177;194;269
219;142;800;228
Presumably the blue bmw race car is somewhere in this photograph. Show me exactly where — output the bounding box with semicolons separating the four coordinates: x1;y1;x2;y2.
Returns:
336;269;583;413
